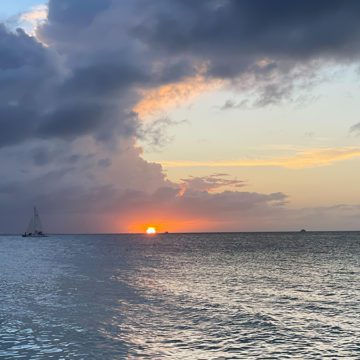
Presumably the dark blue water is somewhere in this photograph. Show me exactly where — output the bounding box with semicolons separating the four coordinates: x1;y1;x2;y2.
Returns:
0;232;359;359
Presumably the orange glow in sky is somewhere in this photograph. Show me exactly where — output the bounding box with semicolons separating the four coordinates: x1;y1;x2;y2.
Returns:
123;216;218;234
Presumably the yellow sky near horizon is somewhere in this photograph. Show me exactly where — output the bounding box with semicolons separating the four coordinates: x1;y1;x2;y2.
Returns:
138;65;360;210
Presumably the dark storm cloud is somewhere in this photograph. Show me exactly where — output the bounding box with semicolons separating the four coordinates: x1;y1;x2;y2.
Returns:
47;0;112;27
0;106;36;147
0;25;56;148
128;0;360;106
0;11;143;147
3;0;360;149
38;103;105;139
134;0;360;68
0;26;46;69
152;60;197;84
0;26;56;106
60;63;149;98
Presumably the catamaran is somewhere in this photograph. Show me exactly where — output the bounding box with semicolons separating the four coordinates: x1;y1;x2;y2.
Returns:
22;207;47;237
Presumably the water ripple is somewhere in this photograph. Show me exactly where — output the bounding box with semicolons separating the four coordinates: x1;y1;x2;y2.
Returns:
0;232;359;359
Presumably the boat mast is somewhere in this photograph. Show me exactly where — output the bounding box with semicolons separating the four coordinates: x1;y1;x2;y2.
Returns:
34;207;43;234
34;207;37;233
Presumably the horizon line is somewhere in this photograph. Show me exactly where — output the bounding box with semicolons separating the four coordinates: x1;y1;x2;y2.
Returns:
1;230;360;236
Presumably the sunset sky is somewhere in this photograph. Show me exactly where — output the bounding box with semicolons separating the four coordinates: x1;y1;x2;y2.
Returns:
1;0;360;233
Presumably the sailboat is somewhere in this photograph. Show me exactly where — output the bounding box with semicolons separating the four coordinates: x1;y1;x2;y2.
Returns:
22;207;47;237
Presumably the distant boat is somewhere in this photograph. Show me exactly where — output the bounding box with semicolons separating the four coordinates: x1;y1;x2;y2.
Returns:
22;207;47;237
300;229;306;233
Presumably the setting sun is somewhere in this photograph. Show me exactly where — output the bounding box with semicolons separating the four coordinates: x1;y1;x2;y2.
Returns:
146;227;156;234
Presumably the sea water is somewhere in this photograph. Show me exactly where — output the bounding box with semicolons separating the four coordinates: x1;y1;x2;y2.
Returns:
0;232;359;359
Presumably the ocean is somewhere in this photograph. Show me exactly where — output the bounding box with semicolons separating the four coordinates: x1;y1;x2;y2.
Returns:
0;232;359;359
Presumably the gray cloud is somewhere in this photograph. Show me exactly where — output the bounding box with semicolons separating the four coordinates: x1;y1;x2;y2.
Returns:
139;117;189;150
134;0;360;64
59;63;149;98
0;0;359;232
220;99;249;111
0;26;46;70
133;0;360;103
47;0;112;28
98;158;111;168
32;146;57;166
3;0;360;149
350;122;360;135
38;103;105;139
0;25;58;148
181;174;246;193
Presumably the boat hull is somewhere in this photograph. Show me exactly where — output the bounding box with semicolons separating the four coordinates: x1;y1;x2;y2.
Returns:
22;234;47;237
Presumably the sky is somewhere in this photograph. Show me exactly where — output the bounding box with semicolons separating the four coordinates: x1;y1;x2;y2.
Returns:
1;0;360;233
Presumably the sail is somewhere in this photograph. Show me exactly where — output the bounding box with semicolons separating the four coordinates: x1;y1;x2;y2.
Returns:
25;207;44;235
